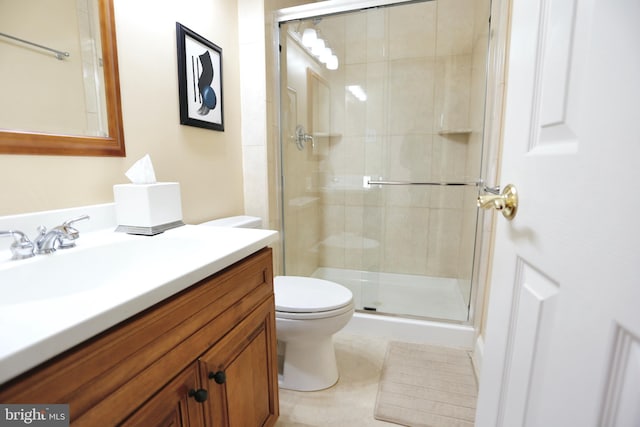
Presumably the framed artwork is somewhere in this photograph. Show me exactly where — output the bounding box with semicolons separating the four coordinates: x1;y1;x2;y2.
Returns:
176;22;224;131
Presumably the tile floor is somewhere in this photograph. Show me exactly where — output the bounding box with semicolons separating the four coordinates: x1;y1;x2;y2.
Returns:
275;331;398;426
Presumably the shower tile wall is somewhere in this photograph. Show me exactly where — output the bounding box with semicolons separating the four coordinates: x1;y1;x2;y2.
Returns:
281;0;490;298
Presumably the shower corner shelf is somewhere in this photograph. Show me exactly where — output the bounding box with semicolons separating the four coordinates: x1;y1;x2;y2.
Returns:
437;129;472;136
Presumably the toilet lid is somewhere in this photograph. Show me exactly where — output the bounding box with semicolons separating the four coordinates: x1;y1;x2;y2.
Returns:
274;276;353;313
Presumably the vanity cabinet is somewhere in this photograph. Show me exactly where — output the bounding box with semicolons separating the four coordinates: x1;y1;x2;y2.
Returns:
121;363;205;427
200;297;275;426
0;248;279;427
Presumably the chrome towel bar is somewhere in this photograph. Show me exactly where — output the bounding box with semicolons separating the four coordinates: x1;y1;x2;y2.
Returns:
0;32;70;60
366;178;482;187
363;176;502;194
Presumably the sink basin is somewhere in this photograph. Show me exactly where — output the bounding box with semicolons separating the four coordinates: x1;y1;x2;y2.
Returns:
0;235;207;306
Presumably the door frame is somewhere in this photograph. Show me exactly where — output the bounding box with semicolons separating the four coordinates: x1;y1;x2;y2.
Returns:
275;0;420;22
469;0;512;369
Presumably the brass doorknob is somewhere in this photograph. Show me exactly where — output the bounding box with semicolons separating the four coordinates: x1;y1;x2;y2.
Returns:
477;184;518;220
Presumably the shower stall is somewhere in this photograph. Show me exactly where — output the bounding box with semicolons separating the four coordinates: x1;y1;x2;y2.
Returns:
277;0;492;333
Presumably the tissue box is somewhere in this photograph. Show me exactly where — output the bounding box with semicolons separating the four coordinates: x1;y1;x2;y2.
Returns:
113;182;184;235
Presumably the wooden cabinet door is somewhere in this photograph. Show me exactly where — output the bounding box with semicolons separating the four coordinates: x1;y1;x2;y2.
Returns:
121;363;206;427
200;297;279;427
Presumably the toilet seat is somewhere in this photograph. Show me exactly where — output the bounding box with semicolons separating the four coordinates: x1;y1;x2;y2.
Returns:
274;276;354;320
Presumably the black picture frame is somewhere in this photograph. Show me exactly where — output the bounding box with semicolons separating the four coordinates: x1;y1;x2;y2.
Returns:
176;22;224;131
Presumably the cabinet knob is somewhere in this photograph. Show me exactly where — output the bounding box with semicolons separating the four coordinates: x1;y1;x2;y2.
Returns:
188;388;208;403
209;370;226;384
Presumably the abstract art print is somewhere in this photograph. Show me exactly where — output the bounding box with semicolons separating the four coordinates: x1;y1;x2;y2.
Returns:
176;23;224;131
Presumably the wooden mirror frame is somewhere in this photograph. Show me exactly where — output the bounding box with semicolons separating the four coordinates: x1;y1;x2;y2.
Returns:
0;0;125;157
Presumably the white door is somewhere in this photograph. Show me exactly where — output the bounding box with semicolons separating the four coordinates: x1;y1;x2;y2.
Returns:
476;0;640;426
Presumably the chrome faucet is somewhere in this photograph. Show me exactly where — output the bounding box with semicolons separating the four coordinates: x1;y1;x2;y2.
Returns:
1;215;90;259
34;214;90;254
0;230;35;260
34;226;67;254
56;214;90;249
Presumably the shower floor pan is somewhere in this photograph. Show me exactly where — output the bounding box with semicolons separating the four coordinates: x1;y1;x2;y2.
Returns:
312;267;469;322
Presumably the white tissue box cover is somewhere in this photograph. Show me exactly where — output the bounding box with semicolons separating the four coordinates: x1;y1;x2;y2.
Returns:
113;183;183;227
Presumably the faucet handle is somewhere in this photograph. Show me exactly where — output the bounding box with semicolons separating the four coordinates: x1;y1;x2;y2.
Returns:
58;214;90;249
62;214;90;228
0;230;35;260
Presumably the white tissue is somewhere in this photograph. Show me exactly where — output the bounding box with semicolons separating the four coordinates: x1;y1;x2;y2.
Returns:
125;154;157;184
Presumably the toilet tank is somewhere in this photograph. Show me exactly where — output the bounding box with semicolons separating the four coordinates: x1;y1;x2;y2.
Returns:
200;215;263;229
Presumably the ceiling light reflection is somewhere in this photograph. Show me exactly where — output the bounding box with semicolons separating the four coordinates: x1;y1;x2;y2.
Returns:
347;85;367;101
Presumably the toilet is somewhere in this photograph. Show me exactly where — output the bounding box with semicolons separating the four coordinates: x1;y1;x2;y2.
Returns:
200;216;355;391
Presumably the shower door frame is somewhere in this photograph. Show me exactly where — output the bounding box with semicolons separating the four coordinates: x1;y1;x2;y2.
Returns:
274;0;496;327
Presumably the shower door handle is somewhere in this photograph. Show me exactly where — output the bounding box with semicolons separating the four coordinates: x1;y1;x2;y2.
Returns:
364;176;481;188
477;184;518;220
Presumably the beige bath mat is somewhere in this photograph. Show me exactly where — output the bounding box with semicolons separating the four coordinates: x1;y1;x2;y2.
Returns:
374;341;478;427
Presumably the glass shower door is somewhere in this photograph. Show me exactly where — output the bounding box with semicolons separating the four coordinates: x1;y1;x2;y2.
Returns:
279;0;491;322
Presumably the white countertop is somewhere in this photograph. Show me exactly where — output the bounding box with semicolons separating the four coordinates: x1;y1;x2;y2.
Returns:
0;224;278;384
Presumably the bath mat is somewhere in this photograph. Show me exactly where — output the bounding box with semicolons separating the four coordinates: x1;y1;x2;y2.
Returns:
374;341;478;427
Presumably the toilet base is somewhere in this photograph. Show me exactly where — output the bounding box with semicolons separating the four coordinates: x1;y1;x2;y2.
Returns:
279;336;339;391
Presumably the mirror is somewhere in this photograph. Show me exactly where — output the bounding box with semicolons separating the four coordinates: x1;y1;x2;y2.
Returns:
0;0;125;156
